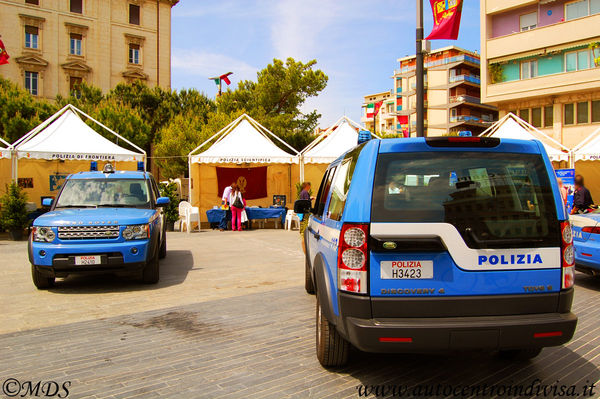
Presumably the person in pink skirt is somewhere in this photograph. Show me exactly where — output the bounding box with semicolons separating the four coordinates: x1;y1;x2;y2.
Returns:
229;186;246;231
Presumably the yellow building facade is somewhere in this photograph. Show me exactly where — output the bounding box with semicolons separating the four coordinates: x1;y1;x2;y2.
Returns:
0;0;178;99
481;0;600;148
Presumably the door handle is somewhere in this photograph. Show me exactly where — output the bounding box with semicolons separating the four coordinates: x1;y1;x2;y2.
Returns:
314;232;321;240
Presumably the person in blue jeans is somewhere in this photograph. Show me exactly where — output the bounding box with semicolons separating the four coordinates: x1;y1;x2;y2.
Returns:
219;182;236;231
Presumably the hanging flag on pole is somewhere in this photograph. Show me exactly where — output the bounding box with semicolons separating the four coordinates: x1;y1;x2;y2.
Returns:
366;101;384;118
426;0;463;40
209;72;233;97
0;38;10;65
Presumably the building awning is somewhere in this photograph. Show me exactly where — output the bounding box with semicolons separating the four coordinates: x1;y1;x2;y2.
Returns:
490;37;600;64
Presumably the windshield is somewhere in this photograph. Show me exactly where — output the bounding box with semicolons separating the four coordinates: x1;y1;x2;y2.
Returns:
56;179;151;208
371;152;560;249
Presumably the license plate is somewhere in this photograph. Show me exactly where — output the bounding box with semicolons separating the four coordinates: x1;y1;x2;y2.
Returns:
75;255;101;265
380;260;433;279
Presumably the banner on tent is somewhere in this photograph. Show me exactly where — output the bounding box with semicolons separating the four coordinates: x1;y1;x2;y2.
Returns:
556;169;575;214
216;166;267;200
50;174;68;192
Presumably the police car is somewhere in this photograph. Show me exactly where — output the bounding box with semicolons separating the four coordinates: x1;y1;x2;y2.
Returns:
29;163;169;289
571;211;600;275
296;135;577;367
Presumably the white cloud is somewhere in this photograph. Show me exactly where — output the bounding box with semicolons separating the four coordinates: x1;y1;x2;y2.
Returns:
171;49;258;82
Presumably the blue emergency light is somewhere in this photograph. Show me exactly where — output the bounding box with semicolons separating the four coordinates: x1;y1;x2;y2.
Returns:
90;161;97;171
458;131;473;137
137;161;145;171
358;130;372;145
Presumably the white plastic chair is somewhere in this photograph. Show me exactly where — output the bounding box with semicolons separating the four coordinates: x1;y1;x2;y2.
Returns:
178;201;200;233
285;210;300;230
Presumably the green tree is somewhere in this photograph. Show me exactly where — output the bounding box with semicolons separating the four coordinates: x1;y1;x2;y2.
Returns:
0;182;29;231
0;77;58;143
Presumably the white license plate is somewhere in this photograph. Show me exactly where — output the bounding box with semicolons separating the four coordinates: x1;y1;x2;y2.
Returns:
380;260;433;279
75;255;101;265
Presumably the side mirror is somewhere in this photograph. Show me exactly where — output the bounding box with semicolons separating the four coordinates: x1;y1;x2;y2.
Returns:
156;197;170;207
42;198;53;207
294;199;312;214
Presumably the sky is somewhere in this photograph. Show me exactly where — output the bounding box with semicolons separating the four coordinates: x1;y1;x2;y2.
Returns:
171;0;481;128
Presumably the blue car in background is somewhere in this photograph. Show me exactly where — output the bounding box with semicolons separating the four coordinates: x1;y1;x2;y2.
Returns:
571;212;600;275
28;164;170;289
297;136;577;367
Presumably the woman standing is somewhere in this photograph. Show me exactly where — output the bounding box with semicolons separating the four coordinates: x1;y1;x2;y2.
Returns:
229;185;245;231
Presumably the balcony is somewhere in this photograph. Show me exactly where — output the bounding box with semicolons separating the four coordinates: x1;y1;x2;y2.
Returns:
450;95;481;105
486;14;600;61
394;55;480;75
449;74;481;85
484;67;600;104
485;0;537;15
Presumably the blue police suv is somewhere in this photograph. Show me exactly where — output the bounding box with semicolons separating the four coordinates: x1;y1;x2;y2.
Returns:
29;163;169;289
296;135;577;367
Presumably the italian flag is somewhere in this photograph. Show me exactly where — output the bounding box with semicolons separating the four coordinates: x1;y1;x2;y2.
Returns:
366;101;383;118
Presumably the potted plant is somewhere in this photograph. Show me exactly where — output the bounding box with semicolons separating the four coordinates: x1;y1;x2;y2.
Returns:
589;42;600;67
159;182;179;231
0;183;30;241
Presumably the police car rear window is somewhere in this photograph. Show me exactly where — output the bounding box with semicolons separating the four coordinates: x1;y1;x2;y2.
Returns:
371;152;560;249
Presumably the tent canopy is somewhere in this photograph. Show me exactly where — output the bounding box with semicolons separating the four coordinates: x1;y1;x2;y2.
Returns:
0;137;10;159
481;113;570;162
302;116;365;164
573;126;600;162
189;114;299;164
13;104;145;162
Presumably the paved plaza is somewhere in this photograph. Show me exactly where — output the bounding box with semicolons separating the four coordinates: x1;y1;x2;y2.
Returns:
2;231;600;398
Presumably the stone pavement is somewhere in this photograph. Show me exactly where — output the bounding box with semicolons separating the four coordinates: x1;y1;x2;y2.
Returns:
1;231;600;398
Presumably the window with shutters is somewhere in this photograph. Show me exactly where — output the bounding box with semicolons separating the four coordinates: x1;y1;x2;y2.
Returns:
520;12;537;31
544;106;554;128
25;26;39;49
70;0;82;14
25;0;40;5
69;33;82;56
129;4;140;25
129;44;140;64
25;71;38;95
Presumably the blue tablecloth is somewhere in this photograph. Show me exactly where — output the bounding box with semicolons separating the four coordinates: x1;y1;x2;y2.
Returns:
206;207;286;226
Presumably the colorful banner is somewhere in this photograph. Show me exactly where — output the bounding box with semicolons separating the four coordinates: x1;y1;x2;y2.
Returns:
426;0;463;40
556;169;575;214
216;166;267;200
0;39;9;65
366;101;384;118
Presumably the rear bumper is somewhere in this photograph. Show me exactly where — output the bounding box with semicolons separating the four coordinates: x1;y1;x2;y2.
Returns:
343;312;577;353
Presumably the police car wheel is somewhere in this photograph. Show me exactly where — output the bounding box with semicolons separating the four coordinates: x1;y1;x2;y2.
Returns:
305;257;315;295
142;253;160;284
316;295;348;367
159;237;167;259
31;265;55;290
498;348;542;360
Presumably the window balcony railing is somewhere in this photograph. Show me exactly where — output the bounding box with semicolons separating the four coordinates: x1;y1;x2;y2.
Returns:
394;55;480;75
449;74;481;85
449;95;481;105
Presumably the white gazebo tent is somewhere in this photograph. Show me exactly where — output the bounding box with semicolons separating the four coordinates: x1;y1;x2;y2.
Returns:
572;126;600;201
188;114;300;221
299;116;367;185
481;113;571;164
12;104;146;206
0;137;12;193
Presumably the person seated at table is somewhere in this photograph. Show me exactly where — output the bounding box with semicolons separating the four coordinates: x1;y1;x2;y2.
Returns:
229;184;246;231
219;182;236;231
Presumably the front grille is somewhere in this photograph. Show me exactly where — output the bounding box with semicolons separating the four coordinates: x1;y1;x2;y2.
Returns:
58;225;120;240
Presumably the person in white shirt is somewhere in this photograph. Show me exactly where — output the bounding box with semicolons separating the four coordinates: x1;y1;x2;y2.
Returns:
218;182;236;231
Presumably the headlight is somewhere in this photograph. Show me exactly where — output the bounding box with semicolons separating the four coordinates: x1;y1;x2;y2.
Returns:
33;226;56;242
123;224;150;240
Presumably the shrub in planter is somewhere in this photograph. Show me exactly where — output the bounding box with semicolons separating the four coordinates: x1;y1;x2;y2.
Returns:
0;183;29;240
159;182;179;231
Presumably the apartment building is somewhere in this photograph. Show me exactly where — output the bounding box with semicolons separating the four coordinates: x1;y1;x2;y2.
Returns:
481;0;600;148
0;0;178;99
394;46;497;137
361;90;396;136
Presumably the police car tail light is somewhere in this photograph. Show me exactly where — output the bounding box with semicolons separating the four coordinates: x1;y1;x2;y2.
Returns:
338;223;369;294
560;221;575;290
582;226;600;234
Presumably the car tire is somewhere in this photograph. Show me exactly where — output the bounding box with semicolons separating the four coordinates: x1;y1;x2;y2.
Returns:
31;265;55;290
159;236;167;259
316;295;349;367
142;251;159;284
498;348;543;360
305;257;315;295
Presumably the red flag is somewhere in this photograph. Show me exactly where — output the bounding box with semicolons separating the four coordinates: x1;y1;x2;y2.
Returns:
0;40;9;65
426;0;463;40
216;166;267;200
374;100;384;117
220;72;232;85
